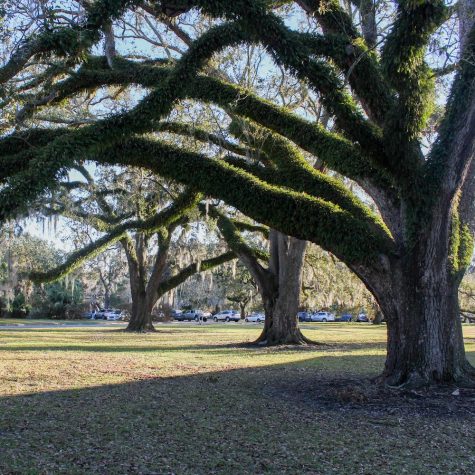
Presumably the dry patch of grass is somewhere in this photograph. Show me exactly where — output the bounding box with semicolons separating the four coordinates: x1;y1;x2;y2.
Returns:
0;323;474;474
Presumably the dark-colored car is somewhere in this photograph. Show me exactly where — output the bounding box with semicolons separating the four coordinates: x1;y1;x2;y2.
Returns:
298;311;312;322
335;314;353;322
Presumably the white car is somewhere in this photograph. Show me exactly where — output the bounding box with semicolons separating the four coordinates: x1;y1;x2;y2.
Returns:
104;310;124;321
213;310;240;322
310;311;335;322
245;312;265;323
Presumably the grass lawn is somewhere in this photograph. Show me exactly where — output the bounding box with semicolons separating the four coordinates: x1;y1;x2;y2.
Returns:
0;318;122;326
0;323;474;474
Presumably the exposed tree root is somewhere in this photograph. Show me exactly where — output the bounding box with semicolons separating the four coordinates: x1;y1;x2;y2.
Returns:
374;363;475;389
124;322;157;333
252;328;319;346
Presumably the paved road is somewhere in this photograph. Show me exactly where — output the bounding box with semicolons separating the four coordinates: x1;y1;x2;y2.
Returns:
0;322;128;330
0;321;264;330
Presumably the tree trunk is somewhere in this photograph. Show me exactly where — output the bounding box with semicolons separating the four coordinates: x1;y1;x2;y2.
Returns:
123;237;157;333
126;309;156;332
239;302;246;319
254;232;313;345
126;294;156;332
356;216;475;387
256;295;313;345
104;289;111;309
376;261;473;387
122;233;172;333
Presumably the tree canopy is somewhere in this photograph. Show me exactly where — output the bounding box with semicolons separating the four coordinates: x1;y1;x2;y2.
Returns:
1;0;475;386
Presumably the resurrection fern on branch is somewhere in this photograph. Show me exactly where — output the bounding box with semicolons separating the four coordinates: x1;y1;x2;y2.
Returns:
1;0;475;386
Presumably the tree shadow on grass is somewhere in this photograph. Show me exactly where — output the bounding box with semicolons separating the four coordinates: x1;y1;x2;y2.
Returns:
1;354;475;474
0;340;387;354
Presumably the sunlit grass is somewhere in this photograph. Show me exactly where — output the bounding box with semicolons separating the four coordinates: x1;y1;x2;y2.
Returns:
0;323;389;395
0;323;474;474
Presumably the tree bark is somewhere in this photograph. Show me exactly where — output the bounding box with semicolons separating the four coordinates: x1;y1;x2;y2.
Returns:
122;237;157;333
239;302;246;319
126;293;156;332
354;214;475;387
377;267;473;388
125;267;157;332
459;0;475;52
254;232;313;345
104;289;111;309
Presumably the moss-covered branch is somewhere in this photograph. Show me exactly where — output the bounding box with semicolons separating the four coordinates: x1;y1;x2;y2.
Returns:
200;203;270;261
427;24;475;199
30;189;200;283
97;137;395;265
381;1;448;178
296;0;392;123
167;2;386;166
233;220;270;239
155;250;237;297
0;22;248;221
158;121;248;156
0;0;139;85
228;118;390;234
8;58;382;185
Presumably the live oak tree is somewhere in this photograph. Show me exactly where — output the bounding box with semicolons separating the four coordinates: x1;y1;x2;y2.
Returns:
32;166;236;331
2;0;475;386
203;118;312;344
211;206;312;345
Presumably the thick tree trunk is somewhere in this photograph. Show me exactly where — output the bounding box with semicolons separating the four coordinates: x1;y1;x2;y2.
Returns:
125;268;156;332
254;232;313;345
256;295;313;345
126;294;156;332
376;262;473;387
122;234;169;333
355;216;475;387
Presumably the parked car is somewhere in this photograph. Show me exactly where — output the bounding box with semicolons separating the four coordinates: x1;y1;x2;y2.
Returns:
83;311;95;319
335;314;353;322
213;310;240;322
245;312;265;323
93;309;107;320
171;309;182;319
356;313;369;322
104;309;124;321
176;309;204;321
310;311;335;322
298;311;312;322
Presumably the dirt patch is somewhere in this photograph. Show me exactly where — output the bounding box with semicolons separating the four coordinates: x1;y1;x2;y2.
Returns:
263;373;475;419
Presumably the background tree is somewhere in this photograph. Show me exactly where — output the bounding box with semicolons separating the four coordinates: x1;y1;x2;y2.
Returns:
302;244;375;315
65;223;130;310
211;207;311;344
218;260;259;319
0;226;84;318
33;166;236;331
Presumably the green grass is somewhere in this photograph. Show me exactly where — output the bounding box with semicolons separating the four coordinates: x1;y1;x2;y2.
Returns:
0;318;115;326
0;323;474;474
